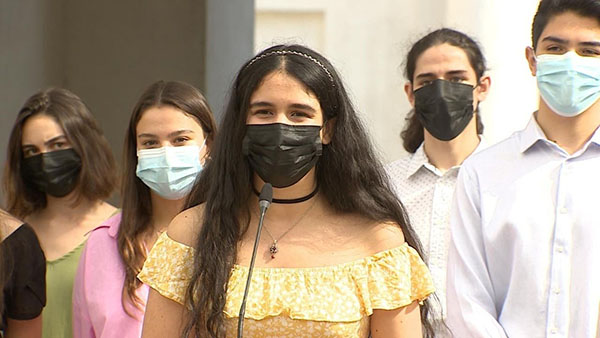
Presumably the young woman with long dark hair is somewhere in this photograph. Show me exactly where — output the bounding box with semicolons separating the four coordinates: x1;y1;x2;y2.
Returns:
72;80;217;337
139;45;435;337
3;88;117;338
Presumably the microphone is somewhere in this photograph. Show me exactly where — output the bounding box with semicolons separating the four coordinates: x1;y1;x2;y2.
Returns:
237;183;272;338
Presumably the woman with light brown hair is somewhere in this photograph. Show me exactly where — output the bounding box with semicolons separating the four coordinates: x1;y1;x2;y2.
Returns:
0;208;46;338
73;80;217;338
3;87;118;338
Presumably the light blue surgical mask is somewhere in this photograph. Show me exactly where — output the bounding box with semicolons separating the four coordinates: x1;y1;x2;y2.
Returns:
536;51;600;117
136;142;205;200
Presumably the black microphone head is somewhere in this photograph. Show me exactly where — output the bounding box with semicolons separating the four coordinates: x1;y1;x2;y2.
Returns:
258;183;273;203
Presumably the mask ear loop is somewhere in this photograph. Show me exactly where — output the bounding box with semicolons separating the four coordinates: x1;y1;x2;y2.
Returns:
198;137;208;151
198;137;209;164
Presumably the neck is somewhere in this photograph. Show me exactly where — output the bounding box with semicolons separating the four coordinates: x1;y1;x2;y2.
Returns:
42;193;99;221
254;169;318;202
423;120;480;172
149;193;184;233
536;100;600;155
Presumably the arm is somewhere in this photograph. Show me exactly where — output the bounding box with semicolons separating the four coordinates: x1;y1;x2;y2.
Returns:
4;316;42;338
370;301;422;338
141;288;187;338
446;166;507;337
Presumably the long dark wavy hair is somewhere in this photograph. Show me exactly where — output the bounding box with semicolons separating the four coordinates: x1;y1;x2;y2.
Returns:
117;80;217;314
182;44;434;337
401;28;486;153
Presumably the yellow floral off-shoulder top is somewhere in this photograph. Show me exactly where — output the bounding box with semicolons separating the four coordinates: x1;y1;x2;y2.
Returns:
138;233;434;338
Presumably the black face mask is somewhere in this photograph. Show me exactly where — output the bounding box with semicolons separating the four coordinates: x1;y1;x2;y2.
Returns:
242;123;322;188
22;148;82;198
414;79;475;141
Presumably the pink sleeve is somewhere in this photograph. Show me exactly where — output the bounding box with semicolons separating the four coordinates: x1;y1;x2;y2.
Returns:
73;238;95;338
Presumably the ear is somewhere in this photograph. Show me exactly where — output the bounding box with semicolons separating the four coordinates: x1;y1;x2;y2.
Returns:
321;117;336;145
404;82;415;107
475;75;491;103
525;46;537;76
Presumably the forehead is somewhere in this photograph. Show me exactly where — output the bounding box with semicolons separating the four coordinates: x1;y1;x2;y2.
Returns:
136;105;202;133
538;11;600;47
414;43;475;78
250;71;320;104
21;114;65;144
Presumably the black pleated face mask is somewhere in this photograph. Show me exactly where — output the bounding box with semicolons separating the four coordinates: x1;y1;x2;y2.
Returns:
414;79;475;141
242;123;322;188
22;148;82;197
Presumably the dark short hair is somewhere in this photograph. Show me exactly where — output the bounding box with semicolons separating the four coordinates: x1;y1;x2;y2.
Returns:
3;88;117;218
401;28;486;153
532;0;600;50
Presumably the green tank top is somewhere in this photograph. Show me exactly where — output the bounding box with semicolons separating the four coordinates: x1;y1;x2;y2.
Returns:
42;240;86;338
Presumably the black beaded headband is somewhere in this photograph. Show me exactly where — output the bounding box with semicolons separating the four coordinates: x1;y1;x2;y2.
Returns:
245;50;335;86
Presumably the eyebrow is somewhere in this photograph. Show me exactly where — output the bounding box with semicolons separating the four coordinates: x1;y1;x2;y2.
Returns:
541;36;600;47
249;101;317;112
542;36;568;45
22;135;67;149
415;70;469;80
137;130;195;139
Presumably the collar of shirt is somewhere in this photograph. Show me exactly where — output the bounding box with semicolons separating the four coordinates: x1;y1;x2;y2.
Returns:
406;137;487;179
519;114;600;155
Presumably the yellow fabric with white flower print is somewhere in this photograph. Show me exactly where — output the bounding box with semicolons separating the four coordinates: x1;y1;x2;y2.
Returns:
138;232;435;338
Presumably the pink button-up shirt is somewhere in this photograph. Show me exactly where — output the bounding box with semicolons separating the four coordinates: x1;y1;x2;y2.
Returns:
73;213;149;338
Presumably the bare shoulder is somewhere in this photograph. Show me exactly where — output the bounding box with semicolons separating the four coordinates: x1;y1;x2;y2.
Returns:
364;221;406;253
0;211;24;240
166;204;205;247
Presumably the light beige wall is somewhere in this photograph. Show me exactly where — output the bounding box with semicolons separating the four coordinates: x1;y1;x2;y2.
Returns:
255;0;540;162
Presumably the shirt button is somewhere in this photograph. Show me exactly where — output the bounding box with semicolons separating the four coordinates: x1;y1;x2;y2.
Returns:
559;207;568;214
556;246;564;253
551;327;558;334
552;287;561;294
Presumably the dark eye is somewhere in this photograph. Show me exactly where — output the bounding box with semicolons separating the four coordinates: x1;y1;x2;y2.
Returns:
450;77;466;83
290;111;310;118
579;48;600;57
23;148;38;157
545;45;565;54
141;140;158;147
174;137;189;144
254;109;272;116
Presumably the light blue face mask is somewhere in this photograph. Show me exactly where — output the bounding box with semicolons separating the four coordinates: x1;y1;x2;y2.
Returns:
536;51;600;117
136;142;205;200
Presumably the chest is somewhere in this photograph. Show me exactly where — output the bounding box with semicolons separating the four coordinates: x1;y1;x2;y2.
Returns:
28;219;93;261
226;315;370;338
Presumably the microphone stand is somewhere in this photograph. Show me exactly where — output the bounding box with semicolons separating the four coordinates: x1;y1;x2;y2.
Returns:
237;183;272;338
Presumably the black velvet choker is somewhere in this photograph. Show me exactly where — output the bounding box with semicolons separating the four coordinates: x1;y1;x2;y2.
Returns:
252;184;319;204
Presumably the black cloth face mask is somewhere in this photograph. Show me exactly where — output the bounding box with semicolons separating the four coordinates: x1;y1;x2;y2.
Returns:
414;79;475;141
242;123;323;188
22;148;82;198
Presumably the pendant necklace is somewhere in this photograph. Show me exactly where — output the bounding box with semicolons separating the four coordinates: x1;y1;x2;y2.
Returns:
259;198;318;259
